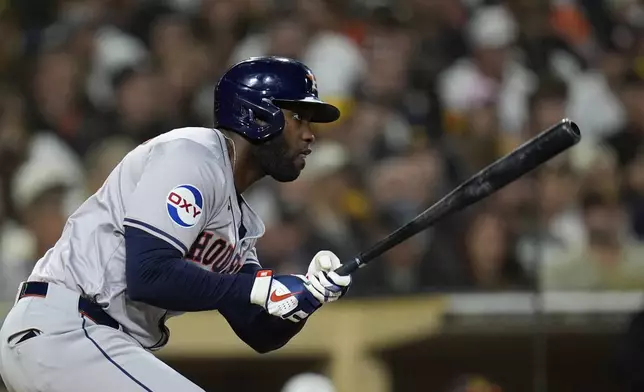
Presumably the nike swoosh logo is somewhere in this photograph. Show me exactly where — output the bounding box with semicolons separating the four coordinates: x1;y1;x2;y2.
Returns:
270;290;302;302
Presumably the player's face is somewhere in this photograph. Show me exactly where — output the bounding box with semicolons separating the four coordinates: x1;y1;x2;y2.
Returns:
252;108;315;182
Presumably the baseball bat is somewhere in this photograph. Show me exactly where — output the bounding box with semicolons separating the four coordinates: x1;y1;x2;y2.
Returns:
334;118;581;276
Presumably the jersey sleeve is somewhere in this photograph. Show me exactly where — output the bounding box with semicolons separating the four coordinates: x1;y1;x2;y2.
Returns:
123;140;227;255
243;247;261;268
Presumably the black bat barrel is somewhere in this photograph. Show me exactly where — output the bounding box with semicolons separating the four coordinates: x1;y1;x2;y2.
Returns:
334;119;581;277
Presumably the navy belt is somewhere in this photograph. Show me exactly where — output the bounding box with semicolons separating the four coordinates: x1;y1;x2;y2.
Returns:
18;282;120;330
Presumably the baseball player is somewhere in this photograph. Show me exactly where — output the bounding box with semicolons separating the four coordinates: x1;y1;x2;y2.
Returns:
0;56;352;392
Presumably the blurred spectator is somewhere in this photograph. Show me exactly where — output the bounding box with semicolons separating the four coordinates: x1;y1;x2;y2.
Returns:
11;0;59;51
367;155;434;227
342;101;417;166
197;0;247;76
27;48;101;156
93;64;165;144
406;0;469;77
549;0;597;62
512;79;587;275
438;5;536;135
0;180;32;302
255;214;310;274
0;9;23;82
605;69;644;168
232;0;365;103
444;374;503;392
86;5;148;109
192;0;260;123
461;211;528;291
525;75;568;138
542;192;644;291
351;209;434;296
282;373;336;392
357;5;414;101
400;0;465;140
149;13;209;127
351;150;462;295
347;7;423;153
11;131;85;220
578;144;621;203
514;1;584;81
12;183;67;266
622;149;644;240
294;0;366;101
0;85;31;301
239;6;308;61
0;86;29;218
445;103;503;177
1;131;84;301
202;4;312;125
566;44;627;141
39;0;103;71
84;135;136;195
517;161;584;275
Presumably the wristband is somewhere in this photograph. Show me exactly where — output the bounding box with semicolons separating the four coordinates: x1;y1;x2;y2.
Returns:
250;269;273;308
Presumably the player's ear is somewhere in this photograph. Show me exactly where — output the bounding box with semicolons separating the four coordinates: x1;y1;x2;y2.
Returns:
280;109;295;120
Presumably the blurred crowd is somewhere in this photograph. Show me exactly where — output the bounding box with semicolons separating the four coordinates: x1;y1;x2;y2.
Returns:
3;0;644;301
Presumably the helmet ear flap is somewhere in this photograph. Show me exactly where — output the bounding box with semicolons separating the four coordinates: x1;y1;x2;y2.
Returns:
214;79;286;143
235;95;285;142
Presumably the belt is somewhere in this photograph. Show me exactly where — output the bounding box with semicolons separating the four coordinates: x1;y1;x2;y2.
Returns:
18;282;120;330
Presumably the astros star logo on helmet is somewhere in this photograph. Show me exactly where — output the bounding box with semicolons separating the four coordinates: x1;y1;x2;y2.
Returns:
306;72;318;94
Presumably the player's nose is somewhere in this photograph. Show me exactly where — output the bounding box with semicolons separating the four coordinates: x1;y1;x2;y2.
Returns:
302;122;315;144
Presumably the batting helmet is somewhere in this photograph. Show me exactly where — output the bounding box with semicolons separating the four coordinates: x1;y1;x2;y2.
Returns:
214;56;340;143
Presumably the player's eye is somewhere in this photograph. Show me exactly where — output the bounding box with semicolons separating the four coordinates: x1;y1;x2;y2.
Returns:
292;113;302;121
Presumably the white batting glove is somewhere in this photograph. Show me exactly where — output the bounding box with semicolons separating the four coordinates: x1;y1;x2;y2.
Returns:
249;251;352;323
305;250;352;303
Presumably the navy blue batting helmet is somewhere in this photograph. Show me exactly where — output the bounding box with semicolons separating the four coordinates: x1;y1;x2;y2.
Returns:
214;56;340;143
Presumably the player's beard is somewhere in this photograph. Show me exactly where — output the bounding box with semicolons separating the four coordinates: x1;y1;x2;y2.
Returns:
252;133;301;182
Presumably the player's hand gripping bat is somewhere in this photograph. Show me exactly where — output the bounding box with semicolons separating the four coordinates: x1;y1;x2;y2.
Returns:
334;118;581;276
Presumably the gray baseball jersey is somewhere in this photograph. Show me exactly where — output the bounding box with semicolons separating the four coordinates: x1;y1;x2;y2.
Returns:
27;127;265;349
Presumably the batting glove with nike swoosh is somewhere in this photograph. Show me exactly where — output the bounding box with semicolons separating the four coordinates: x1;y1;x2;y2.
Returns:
249;254;352;323
250;271;322;322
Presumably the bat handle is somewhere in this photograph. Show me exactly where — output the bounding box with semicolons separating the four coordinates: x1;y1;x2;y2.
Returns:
334;257;361;276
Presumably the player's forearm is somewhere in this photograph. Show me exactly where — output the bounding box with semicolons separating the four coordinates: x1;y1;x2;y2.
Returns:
124;226;254;311
216;263;306;353
219;303;306;353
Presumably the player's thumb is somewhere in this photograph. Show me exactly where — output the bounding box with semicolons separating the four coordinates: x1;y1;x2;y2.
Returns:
312;250;340;271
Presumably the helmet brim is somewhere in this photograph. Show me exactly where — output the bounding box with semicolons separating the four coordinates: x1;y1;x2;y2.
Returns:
273;97;341;123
